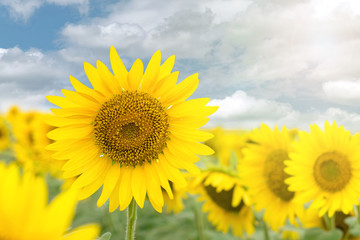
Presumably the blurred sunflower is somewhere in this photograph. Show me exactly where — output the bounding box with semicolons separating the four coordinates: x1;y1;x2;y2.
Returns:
285;121;360;217
301;208;358;240
0;117;11;151
205;127;250;166
242;124;303;230
0;162;99;240
189;170;254;237
5;105;20;124
46;46;217;212
12;111;63;175
162;181;187;214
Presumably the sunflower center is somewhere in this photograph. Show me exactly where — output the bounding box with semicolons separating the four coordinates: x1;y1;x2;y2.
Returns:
204;183;244;213
264;149;294;202
94;91;169;167
313;152;351;192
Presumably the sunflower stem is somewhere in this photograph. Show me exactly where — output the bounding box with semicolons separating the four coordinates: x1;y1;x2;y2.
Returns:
192;203;206;240
357;205;360;223
262;220;270;240
323;213;335;230
125;199;137;240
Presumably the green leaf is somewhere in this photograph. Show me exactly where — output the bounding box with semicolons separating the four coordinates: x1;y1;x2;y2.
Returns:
302;228;342;240
97;232;112;240
345;216;360;236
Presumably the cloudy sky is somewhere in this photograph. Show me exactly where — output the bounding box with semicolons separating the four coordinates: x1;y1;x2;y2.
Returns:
1;0;360;131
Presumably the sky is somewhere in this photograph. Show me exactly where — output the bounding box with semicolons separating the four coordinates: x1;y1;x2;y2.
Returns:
1;0;360;132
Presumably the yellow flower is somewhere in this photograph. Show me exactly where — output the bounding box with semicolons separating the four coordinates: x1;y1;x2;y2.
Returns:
12;111;63;175
242;124;303;230
285;121;360;217
301;209;357;240
46;46;217;212
205;127;250;166
162;181;187;214
0;117;11;151
6;105;20;124
189;170;254;237
0;162;99;240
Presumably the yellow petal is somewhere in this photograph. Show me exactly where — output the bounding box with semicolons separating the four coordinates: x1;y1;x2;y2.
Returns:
144;163;164;210
119;167;134;210
47;125;93;140
110;46;129;89
44;115;93;127
169;134;214;155
170;128;213;142
127;58;144;91
69;75;106;103
108;180;121;212
84;62;112;95
62;224;100;240
97;163;121;207
141;50;161;92
72;160;110;189
61;89;101;109
159;55;175;79
157;155;186;188
50;107;96;117
153;71;179;98
96;60;121;94
47;96;77;108
162;73;199;107
131;166;147;208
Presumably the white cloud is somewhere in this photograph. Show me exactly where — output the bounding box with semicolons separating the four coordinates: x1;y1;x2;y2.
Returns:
208;90;360;133
2;0;360;130
0;0;89;21
56;0;360;101
0;47;81;112
322;80;360;105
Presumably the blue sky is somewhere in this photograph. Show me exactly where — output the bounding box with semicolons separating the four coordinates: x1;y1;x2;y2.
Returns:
1;0;360;131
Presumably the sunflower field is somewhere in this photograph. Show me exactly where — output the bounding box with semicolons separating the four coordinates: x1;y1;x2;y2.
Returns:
1;48;360;240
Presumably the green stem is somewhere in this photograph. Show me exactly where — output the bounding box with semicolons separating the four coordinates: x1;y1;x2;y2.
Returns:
329;214;335;230
125;199;137;240
192;203;206;240
262;221;270;240
357;205;360;223
323;213;336;230
343;230;350;240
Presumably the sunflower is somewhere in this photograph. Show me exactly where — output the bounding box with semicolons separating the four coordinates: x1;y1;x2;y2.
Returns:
301;208;358;240
46;46;217;212
189;170;254;237
285;121;360;217
0;162;99;240
241;124;303;230
162;181;187;214
11;111;63;175
0;116;11;151
205;127;250;166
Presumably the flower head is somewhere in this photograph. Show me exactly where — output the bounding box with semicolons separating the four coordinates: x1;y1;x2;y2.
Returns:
285;121;360;217
46;47;217;212
0;162;99;240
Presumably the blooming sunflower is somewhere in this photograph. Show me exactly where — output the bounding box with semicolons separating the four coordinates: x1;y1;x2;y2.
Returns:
11;111;62;175
285;121;360;217
0;116;11;151
301;209;359;240
46;46;217;212
205;127;250;166
0;162;99;240
241;124;303;230
162;181;187;214
189;170;254;237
